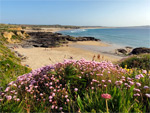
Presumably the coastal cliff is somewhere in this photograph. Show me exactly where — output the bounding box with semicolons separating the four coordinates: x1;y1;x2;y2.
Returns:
2;30;29;43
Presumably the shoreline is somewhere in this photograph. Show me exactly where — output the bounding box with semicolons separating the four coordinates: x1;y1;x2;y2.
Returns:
13;41;125;69
12;28;129;69
23;26;114;33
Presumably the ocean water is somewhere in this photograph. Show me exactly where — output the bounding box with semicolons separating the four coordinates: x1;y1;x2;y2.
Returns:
59;27;150;48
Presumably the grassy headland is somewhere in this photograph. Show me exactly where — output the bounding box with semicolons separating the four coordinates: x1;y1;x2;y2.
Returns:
0;24;31;90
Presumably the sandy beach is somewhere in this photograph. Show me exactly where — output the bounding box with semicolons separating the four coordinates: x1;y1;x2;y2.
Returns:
15;41;124;70
23;26;112;33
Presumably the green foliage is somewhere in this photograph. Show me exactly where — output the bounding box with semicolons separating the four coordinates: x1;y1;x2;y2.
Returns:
0;33;31;90
119;54;150;70
77;86;144;112
11;35;23;41
0;59;31;90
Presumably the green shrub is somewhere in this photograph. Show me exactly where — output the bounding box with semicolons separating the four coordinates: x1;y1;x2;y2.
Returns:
119;54;150;70
0;59;31;90
0;34;31;90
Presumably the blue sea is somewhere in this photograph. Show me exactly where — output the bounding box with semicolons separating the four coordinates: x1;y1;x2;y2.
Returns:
59;27;150;48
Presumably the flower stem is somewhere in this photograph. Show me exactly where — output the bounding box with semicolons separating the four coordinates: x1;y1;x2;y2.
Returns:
106;99;109;113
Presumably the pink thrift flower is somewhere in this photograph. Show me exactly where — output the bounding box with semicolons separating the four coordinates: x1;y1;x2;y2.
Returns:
13;96;17;99
129;81;134;85
122;76;125;79
134;88;141;92
127;85;131;88
16;98;20;102
5;87;10;92
104;85;107;87
144;86;149;89
59;107;63;110
102;80;105;83
66;99;70;102
65;95;68;98
51;105;55;109
98;84;101;86
49;86;53;89
13;84;17;87
53;89;56;92
142;70;147;74
6;96;12;101
139;74;144;78
55;106;58;109
134;93;140;96
145;94;150;98
136;82;141;87
74;88;78;92
50;82;53;85
49;96;53;99
52;93;55;96
108;80;111;83
135;74;144;79
115;81;118;85
118;81;123;85
101;94;111;99
40;93;43;96
34;86;38;88
127;77;132;81
124;83;128;86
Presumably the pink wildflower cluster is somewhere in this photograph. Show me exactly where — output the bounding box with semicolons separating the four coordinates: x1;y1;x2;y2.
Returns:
0;59;150;112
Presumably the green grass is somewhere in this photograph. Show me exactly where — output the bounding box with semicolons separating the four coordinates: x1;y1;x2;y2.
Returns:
119;54;150;71
0;31;31;91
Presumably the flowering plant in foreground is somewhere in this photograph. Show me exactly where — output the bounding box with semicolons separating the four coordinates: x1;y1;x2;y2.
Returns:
0;59;150;112
101;93;111;113
101;94;111;99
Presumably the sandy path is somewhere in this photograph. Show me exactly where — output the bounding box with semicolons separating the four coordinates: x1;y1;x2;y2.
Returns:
15;41;123;70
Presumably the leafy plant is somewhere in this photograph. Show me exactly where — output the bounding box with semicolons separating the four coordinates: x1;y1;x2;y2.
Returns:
119;54;150;70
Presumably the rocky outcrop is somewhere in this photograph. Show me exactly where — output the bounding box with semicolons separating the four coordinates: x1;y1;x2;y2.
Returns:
2;31;29;43
3;32;16;43
130;47;150;55
116;47;133;55
117;49;127;54
24;32;100;48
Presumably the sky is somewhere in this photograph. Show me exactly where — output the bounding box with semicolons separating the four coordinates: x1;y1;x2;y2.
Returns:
0;0;150;27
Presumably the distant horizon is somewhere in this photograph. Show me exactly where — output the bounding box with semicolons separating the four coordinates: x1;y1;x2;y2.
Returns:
0;23;150;28
0;0;149;27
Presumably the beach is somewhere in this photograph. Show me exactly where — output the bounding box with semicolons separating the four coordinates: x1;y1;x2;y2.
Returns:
15;39;124;69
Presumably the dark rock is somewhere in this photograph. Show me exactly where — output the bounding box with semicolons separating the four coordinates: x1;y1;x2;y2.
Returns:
25;32;100;48
117;49;127;54
55;33;62;35
33;44;42;47
77;37;101;41
130;47;150;55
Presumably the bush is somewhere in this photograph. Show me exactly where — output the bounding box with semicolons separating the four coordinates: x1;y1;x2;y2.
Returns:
119;54;150;70
0;59;150;112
